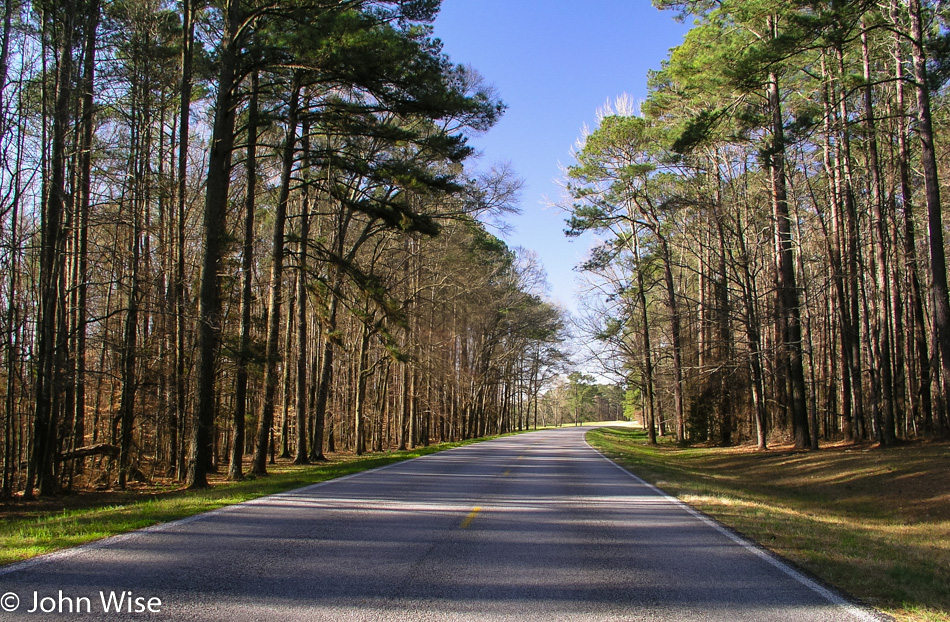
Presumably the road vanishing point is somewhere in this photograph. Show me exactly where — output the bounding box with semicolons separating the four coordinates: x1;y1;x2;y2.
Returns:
0;425;882;621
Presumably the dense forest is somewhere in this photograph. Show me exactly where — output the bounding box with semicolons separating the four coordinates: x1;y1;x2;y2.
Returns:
0;0;579;498
568;0;950;449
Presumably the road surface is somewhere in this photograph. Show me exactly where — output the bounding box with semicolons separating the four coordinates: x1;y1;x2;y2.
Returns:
0;425;881;621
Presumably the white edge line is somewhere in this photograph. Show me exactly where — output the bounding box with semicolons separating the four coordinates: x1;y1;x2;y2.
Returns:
584;436;886;622
0;432;549;579
0;434;534;578
2;434;534;578
0;454;419;578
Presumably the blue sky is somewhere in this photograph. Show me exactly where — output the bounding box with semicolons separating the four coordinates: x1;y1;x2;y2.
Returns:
432;1;690;312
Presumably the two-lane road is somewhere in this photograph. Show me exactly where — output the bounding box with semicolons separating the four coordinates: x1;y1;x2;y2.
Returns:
0;426;881;620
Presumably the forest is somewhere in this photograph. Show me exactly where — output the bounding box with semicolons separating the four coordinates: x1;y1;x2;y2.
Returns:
568;0;950;450
6;0;948;502
0;0;581;498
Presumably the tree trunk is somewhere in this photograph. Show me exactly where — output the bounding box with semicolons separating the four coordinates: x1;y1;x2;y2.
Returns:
188;0;240;488
633;230;657;445
278;284;296;459
768;61;810;449
252;75;302;475
118;127;143;488
891;5;934;435
294;119;311;464
311;274;340;461
820;51;856;441
712;204;734;447
354;321;370;456
658;231;685;443
70;0;98;480
862;26;897;445
1;17;22;494
908;0;950;435
230;72;259;480
27;0;77;497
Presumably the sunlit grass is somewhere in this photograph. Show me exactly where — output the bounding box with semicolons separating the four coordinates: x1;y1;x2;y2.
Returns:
587;426;950;622
0;435;512;567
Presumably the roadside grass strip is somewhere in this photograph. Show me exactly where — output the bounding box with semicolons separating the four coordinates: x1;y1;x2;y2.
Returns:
0;437;508;569
586;426;950;622
0;424;619;570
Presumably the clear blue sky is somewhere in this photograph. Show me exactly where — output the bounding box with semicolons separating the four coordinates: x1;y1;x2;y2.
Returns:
432;1;690;311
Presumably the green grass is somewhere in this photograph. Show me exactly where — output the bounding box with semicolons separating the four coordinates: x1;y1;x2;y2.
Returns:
1;423;629;567
0;437;501;567
587;426;950;622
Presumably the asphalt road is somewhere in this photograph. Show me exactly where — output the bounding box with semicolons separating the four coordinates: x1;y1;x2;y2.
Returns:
0;425;881;621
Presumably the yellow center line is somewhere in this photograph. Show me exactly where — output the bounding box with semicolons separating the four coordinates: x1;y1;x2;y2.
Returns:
502;469;511;476
460;506;481;529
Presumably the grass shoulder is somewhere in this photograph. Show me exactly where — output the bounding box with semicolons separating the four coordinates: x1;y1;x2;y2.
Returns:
587;426;950;622
0;433;524;568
